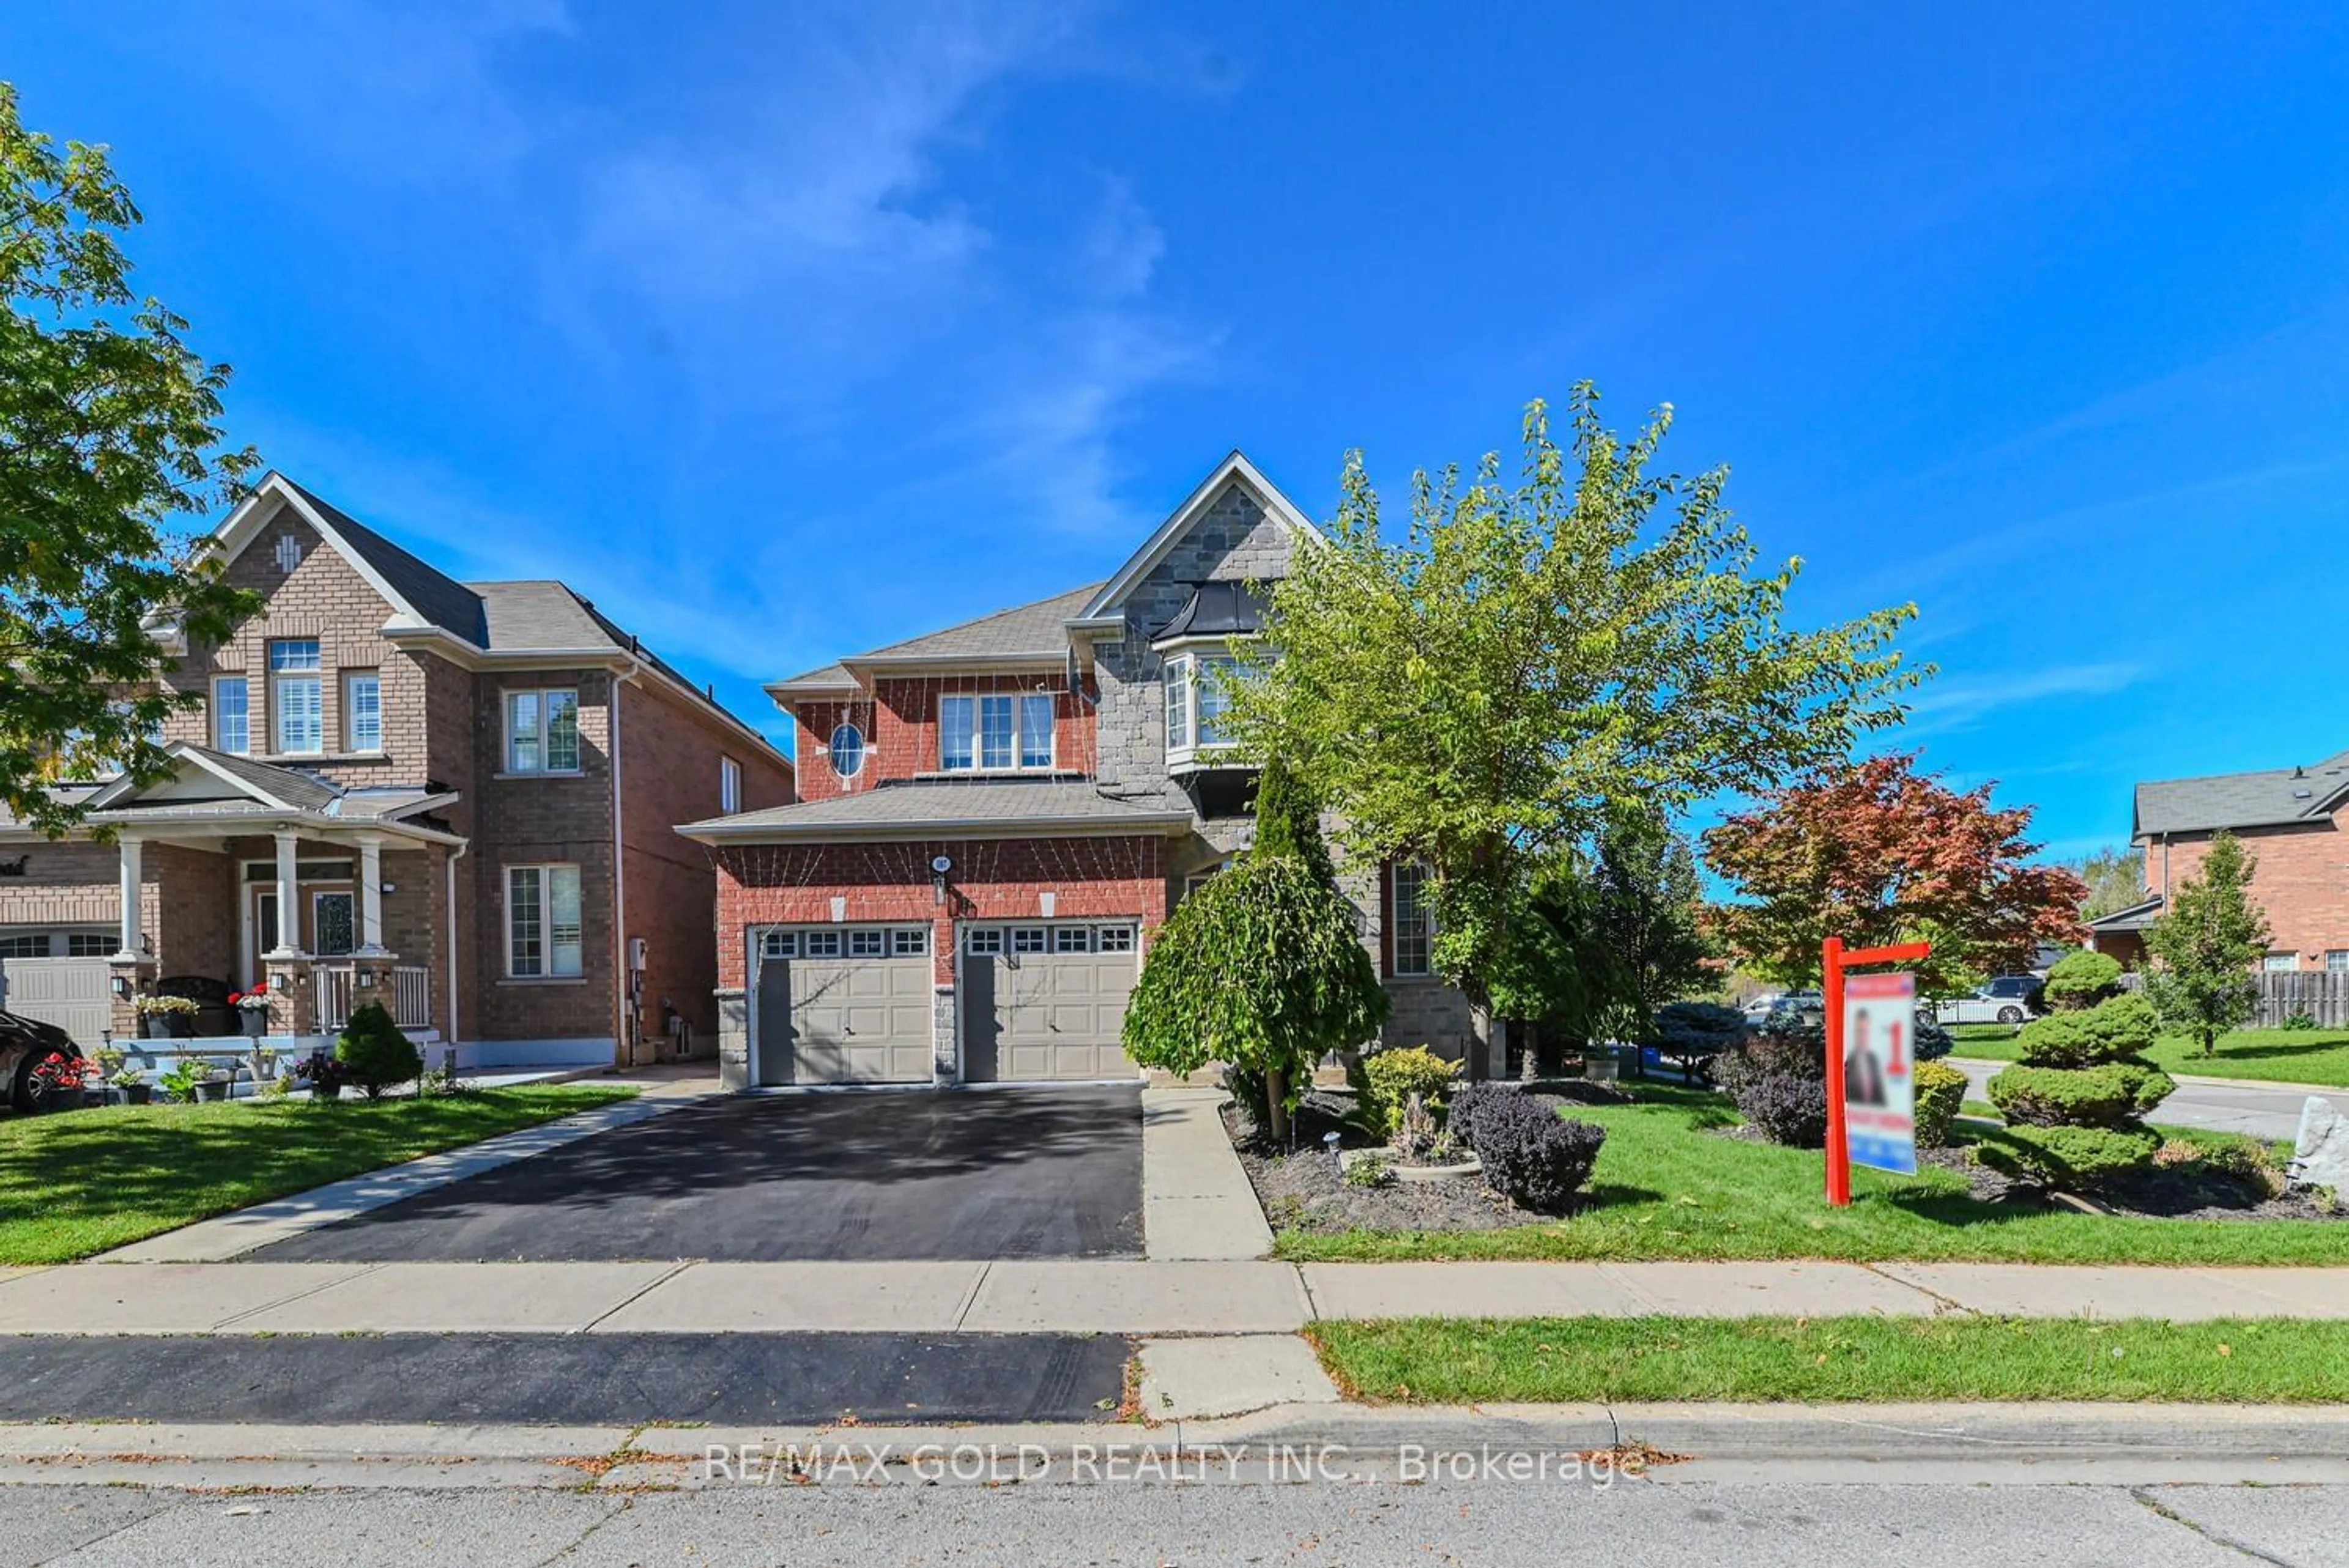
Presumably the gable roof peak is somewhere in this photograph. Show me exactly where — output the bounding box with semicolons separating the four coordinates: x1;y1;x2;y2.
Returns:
1079;450;1320;620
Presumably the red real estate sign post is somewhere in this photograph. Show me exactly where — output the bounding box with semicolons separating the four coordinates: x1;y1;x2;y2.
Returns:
1820;935;1931;1207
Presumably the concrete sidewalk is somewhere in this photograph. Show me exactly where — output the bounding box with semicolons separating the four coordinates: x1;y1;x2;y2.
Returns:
10;1257;2349;1334
1951;1055;2349;1142
1141;1087;1272;1260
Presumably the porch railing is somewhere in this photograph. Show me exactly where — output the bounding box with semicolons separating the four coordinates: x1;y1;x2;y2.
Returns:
313;964;433;1032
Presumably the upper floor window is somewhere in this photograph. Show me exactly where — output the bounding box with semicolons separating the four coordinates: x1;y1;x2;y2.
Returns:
344;672;382;752
938;693;1054;772
1163;653;1239;760
2328;951;2349;974
212;677;250;754
828;723;865;779
505;688;581;773
720;755;742;813
270;639;322;755
1391;860;1433;977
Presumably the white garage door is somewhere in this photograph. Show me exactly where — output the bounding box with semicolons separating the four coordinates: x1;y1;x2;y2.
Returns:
960;921;1140;1082
0;929;116;1048
753;926;935;1085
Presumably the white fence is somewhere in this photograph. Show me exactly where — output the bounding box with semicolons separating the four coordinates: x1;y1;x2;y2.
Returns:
313;964;433;1031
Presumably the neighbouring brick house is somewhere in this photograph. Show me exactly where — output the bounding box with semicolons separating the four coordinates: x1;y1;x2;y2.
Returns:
677;452;1474;1090
2088;748;2349;974
0;474;791;1069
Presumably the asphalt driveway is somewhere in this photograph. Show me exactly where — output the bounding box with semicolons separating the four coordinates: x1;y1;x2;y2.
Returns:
255;1085;1143;1263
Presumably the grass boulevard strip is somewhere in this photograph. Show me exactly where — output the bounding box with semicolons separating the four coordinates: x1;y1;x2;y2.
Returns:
0;1085;640;1265
1310;1315;2349;1403
1273;1085;2348;1266
1948;1022;2349;1087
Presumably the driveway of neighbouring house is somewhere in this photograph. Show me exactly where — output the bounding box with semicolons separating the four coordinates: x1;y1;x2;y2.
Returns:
251;1085;1143;1263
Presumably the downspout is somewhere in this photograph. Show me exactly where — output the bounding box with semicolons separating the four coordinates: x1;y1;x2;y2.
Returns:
610;659;640;1069
445;838;467;1054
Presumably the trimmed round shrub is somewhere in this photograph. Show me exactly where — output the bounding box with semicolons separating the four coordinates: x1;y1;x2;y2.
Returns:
2009;991;2159;1069
1986;1061;2175;1129
1733;1071;1828;1148
1651;1001;1745;1067
2041;949;2124;1011
1443;1079;1518;1149
334;1000;421;1099
1349;1044;1460;1139
1458;1089;1606;1214
1912;1059;1968;1148
1976;1123;2163;1187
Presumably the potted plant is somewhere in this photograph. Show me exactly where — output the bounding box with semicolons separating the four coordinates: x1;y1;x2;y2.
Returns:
27;1052;90;1113
196;1064;232;1102
157;1057;207;1104
229;983;272;1038
111;1063;151;1105
296;1049;347;1101
133;994;200;1039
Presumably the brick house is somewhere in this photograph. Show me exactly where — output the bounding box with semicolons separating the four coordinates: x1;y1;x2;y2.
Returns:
678;453;1473;1090
2088;748;2349;974
0;474;791;1068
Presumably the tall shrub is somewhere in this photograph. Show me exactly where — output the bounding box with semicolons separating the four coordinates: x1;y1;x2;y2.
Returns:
1124;764;1386;1138
335;1000;421;1101
1981;993;2174;1187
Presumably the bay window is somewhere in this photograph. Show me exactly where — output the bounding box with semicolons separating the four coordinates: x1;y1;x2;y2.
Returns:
1163;653;1239;760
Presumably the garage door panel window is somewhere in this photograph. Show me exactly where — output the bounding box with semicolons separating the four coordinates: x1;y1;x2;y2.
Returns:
507;864;584;978
1011;927;1048;954
1096;925;1135;953
850;929;886;957
966;927;1004;955
892;928;930;957
803;930;844;958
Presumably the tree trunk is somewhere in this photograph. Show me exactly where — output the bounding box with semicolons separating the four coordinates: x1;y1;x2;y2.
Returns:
1517;1019;1541;1083
1265;1067;1291;1145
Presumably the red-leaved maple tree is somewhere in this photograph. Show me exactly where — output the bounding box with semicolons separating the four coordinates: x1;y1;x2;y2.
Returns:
1702;752;2087;990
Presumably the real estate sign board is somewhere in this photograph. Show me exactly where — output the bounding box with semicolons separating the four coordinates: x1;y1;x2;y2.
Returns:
1840;970;1916;1175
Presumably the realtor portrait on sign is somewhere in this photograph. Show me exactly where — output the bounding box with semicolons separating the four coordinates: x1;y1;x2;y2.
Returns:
1840;972;1918;1175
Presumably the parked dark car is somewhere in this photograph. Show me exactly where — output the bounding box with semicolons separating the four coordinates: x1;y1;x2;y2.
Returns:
154;976;238;1037
1;1009;83;1113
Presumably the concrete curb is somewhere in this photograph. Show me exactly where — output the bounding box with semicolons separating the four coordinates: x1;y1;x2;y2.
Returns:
4;1403;2348;1491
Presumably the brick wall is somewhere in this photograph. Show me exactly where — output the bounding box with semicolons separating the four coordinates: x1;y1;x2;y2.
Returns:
713;834;1167;991
792;676;1097;800
472;668;617;1043
618;678;792;1050
2139;817;2349;967
0;842;119;929
150;845;234;983
161;501;428;786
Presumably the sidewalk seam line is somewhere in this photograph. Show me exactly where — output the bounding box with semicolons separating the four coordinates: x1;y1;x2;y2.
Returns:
953;1261;993;1331
1292;1263;1322;1323
1860;1261;1974;1316
574;1261;696;1334
210;1261;389;1330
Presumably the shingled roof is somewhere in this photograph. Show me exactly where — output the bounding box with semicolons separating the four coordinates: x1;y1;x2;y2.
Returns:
2135;748;2349;836
855;582;1104;664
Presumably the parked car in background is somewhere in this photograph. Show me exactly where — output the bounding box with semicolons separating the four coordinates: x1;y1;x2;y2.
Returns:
1747;991;1825;1028
1924;974;2044;1027
1;1009;83;1113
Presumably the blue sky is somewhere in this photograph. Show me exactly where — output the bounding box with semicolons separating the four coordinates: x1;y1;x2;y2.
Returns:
7;2;2347;859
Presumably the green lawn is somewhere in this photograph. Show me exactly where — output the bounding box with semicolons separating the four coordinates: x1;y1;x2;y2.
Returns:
0;1085;637;1265
1952;1026;2349;1088
1311;1316;2349;1403
1273;1085;2349;1266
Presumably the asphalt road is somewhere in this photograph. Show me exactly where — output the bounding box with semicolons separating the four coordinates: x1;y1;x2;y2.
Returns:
254;1085;1145;1262
1951;1058;2348;1142
0;1332;1129;1425
1;1481;2340;1566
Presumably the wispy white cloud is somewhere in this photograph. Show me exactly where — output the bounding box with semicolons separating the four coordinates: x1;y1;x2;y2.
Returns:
1904;661;2143;735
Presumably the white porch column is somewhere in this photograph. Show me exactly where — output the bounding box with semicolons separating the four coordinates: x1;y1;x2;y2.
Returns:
355;834;388;956
267;830;303;958
113;834;144;961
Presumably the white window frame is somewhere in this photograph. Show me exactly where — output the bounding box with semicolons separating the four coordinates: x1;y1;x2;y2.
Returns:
2328;951;2349;974
828;723;866;779
344;671;382;753
1391;860;1434;978
270;639;322;756
2263;952;2301;973
937;691;1055;773
211;675;250;755
507;863;584;979
720;755;742;814
1162;651;1241;765
505;687;582;775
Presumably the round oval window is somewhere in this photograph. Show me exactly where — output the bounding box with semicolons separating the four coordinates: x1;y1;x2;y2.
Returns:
828;723;866;779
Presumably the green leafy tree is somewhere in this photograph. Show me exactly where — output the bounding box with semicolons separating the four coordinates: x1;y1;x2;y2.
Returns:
1576;812;1712;1049
2069;845;2148;921
2143;831;2271;1057
1223;387;1920;1055
1122;761;1387;1138
1;84;259;834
